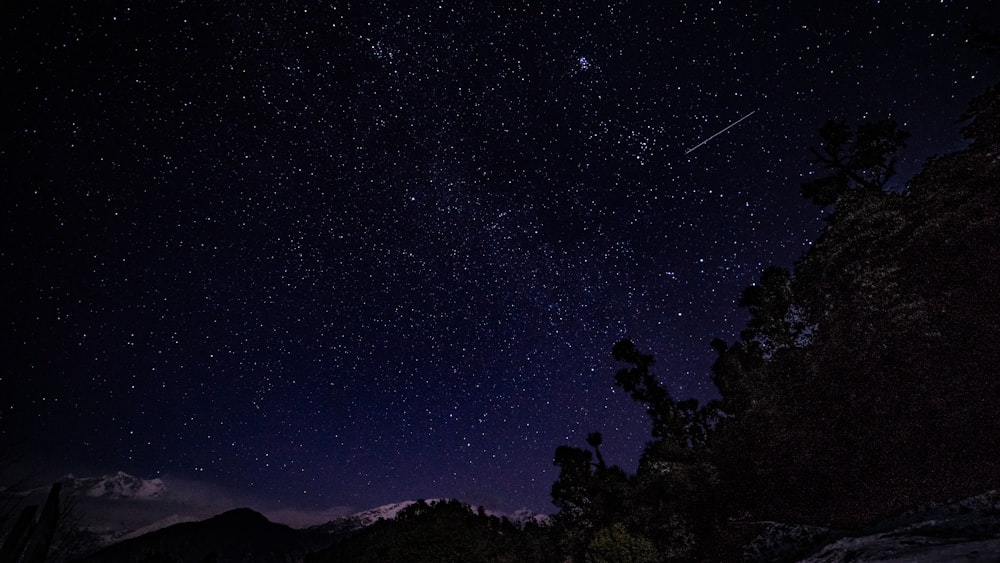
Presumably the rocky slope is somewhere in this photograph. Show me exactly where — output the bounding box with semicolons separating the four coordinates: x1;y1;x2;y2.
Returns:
743;490;1000;562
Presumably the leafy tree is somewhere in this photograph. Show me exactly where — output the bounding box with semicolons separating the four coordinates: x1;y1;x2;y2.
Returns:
611;340;718;450
550;440;630;561
550;340;726;560
801;118;909;206
610;340;722;561
584;523;657;563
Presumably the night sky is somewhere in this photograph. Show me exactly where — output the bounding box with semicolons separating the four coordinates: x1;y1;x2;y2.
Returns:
4;2;999;518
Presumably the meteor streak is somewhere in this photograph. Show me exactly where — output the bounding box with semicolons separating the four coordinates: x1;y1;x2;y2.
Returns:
685;110;757;154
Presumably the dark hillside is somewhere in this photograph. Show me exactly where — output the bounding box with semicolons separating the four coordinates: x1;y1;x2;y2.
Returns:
711;84;1000;527
73;508;329;563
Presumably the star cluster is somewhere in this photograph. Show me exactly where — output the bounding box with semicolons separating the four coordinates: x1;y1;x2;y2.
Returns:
3;1;997;514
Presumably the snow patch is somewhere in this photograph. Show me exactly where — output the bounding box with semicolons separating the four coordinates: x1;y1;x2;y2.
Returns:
63;471;165;499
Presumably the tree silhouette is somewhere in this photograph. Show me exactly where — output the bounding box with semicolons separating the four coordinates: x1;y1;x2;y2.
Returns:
586;433;606;470
801;118;910;206
549;81;1000;558
550;441;631;561
711;90;1000;526
612;339;718;451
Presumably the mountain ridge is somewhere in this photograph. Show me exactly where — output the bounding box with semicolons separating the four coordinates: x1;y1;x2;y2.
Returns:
13;471;550;561
69;498;550;563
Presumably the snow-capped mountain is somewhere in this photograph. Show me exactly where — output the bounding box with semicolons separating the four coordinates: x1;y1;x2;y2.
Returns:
340;499;429;527
509;507;551;525
62;471;165;499
6;470;551;562
6;472;173;560
308;499;441;536
307;499;548;536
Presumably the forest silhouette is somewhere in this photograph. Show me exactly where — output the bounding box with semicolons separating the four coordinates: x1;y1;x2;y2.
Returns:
310;78;1000;562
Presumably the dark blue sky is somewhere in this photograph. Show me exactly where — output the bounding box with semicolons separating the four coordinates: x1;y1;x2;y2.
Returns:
4;1;998;517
